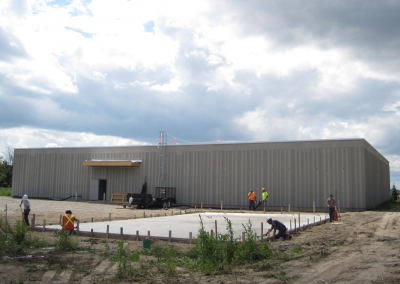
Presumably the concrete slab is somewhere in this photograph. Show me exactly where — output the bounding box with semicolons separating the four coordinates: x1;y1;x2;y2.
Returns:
45;212;328;239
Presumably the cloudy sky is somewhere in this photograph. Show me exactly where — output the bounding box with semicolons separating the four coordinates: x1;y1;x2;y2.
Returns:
1;0;400;186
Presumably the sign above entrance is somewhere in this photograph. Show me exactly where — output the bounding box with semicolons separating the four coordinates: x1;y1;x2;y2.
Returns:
82;159;142;167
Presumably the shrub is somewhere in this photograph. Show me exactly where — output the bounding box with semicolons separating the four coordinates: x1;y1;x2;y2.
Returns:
54;230;78;252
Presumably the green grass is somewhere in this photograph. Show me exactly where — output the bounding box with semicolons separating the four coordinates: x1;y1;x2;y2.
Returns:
367;200;399;211
0;187;11;196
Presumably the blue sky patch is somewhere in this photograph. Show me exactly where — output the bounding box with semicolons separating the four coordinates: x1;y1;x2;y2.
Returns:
47;0;73;7
65;27;93;38
143;21;155;33
68;8;85;17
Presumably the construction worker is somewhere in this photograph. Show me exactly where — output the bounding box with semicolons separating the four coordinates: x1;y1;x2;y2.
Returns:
248;189;256;210
326;194;336;222
264;217;291;240
62;209;79;235
262;188;268;210
19;194;30;226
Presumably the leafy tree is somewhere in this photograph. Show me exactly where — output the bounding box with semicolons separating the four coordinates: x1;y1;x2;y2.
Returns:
2;147;13;165
0;160;12;187
391;184;398;201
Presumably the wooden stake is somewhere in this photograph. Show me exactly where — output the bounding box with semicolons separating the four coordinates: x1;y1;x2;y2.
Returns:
43;219;46;232
169;230;172;242
254;233;257;242
215;220;217;236
32;214;35;229
91;229;94;238
294;218;297;232
59;215;62;225
313;201;315;214
136;230;139;241
92;217;94;223
290;220;292;233
120;227;123;238
281;207;283;214
76;220;80;235
109;213;111;221
147;231;151;239
242;232;245;242
288;204;291;213
211;229;213;238
201;202;203;212
298;212;301;229
189;232;192;244
106;225;109;239
261;222;264;243
221;200;223;211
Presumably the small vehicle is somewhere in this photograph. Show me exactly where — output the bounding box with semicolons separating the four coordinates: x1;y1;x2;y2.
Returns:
127;179;177;209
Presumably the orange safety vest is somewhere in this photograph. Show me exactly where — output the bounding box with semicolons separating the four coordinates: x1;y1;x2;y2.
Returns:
63;214;75;230
249;192;256;201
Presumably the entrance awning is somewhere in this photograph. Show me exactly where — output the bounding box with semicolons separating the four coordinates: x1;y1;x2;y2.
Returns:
82;159;142;167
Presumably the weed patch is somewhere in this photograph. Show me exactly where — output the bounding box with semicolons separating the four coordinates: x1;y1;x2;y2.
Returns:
195;216;275;274
53;230;78;252
110;239;140;279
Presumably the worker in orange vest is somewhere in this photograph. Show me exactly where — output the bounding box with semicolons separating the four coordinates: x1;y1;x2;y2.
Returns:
62;209;79;235
248;189;257;210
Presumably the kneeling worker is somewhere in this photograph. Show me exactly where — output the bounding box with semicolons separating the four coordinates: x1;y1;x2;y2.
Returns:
264;217;291;240
62;209;79;235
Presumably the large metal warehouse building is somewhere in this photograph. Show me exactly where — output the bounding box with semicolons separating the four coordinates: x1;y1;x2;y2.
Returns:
12;138;390;211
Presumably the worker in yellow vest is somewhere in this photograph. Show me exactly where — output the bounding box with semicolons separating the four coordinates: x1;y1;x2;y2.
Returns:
262;188;268;210
62;209;79;236
248;189;256;210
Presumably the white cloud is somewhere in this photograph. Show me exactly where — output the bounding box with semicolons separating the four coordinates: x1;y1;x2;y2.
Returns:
0;127;146;149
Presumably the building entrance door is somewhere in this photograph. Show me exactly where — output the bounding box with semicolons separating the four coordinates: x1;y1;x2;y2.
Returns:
98;179;107;200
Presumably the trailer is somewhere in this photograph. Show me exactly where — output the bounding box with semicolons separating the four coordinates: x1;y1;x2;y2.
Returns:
126;179;177;209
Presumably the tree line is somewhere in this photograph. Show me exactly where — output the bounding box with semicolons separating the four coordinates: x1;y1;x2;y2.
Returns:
0;147;13;187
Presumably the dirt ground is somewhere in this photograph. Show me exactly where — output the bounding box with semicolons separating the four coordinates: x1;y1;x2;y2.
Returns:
1;196;400;283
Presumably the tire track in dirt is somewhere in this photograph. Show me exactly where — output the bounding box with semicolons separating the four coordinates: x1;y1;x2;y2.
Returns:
375;212;399;239
80;260;115;283
52;270;73;283
41;270;56;282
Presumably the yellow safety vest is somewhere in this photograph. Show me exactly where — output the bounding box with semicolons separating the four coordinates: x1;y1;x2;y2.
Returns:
262;192;268;200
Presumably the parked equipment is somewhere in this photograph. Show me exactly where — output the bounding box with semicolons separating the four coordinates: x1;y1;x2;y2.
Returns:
127;178;177;209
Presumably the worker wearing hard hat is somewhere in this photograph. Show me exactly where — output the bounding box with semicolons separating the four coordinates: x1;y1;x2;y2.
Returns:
248;189;256;210
262;188;268;210
19;194;30;226
62;209;79;235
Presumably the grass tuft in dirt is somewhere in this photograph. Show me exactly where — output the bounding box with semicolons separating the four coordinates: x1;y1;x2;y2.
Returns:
53;230;78;252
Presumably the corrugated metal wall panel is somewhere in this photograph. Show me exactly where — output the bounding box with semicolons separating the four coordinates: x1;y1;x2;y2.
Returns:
12;139;389;210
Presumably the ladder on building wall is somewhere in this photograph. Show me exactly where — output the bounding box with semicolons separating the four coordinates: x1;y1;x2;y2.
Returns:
158;131;168;187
